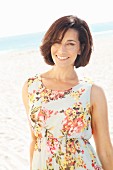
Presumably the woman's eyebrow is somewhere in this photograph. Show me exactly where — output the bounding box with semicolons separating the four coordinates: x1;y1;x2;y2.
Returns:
67;40;78;43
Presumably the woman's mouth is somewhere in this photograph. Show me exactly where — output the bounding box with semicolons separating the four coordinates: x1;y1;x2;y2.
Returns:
57;56;69;60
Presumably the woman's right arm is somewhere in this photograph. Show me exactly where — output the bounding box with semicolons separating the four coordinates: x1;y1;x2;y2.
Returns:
22;81;37;170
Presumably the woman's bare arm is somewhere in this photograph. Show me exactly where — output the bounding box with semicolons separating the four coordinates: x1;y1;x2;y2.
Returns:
91;84;113;170
22;80;37;170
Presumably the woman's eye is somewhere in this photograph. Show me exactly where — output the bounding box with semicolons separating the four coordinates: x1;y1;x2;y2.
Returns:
67;43;75;46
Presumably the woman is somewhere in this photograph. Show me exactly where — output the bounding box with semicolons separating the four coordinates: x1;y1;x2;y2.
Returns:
22;15;113;170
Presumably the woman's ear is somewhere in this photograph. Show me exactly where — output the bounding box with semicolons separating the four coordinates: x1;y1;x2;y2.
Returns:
78;44;85;55
78;49;81;55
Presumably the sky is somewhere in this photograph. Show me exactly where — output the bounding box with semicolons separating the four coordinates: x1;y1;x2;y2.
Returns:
0;0;113;38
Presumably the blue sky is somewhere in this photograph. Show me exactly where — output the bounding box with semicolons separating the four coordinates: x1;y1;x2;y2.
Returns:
0;0;113;37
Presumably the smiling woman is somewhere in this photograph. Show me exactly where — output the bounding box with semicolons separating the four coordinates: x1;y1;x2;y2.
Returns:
50;29;81;68
40;16;92;69
22;15;113;170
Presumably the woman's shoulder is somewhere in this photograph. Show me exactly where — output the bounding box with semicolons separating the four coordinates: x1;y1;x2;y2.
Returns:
91;83;106;97
89;81;107;106
22;74;40;92
81;77;106;96
82;76;105;94
82;76;93;84
28;73;40;83
80;76;94;89
26;73;43;88
81;77;107;106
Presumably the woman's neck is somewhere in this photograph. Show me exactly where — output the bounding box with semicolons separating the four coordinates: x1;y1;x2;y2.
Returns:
47;66;78;82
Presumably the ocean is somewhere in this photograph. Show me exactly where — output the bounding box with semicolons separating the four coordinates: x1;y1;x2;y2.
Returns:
0;21;113;52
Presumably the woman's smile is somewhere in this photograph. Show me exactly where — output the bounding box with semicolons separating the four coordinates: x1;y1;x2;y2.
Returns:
56;55;69;60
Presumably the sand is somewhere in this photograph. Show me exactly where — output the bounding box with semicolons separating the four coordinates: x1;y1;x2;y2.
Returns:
0;32;113;170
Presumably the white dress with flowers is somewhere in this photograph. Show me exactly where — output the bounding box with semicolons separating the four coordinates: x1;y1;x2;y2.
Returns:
28;74;103;170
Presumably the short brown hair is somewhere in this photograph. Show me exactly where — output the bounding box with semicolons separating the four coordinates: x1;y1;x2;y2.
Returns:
40;15;93;68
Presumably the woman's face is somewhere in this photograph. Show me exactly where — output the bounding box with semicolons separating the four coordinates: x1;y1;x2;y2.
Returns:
51;28;81;68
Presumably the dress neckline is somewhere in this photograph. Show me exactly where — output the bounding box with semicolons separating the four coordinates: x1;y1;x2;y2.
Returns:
37;74;83;92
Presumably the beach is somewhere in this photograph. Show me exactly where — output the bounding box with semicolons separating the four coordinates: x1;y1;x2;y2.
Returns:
0;32;113;170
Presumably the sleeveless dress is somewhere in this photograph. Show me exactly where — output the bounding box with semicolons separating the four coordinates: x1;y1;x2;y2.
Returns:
27;74;103;170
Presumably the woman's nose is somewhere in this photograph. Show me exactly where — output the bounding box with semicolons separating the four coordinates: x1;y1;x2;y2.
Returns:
58;44;66;52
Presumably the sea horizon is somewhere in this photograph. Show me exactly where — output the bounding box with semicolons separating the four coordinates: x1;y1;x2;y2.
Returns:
0;21;113;53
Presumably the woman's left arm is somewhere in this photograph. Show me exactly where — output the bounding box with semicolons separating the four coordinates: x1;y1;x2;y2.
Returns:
91;84;113;170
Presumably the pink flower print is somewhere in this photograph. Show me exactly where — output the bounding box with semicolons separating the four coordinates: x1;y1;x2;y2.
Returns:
62;113;85;136
37;108;54;123
42;108;54;119
38;110;46;122
82;150;84;154
92;160;103;170
49;91;65;100
46;157;52;164
94;165;103;170
73;117;85;133
47;137;59;154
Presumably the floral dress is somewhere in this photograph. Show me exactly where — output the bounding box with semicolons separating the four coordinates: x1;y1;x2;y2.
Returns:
27;74;103;170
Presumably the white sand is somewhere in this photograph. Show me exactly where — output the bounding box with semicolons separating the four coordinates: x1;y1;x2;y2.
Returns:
0;33;113;170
